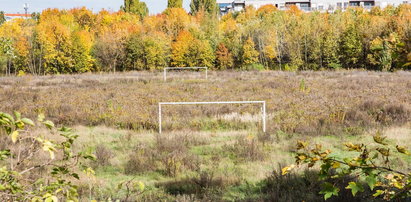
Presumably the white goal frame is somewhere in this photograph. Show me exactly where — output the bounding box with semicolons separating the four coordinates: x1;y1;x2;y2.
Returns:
163;67;208;81
158;101;266;134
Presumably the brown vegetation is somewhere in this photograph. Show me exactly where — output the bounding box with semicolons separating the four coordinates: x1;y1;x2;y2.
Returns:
1;70;410;136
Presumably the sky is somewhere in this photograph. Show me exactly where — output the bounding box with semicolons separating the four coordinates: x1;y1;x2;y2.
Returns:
0;0;191;14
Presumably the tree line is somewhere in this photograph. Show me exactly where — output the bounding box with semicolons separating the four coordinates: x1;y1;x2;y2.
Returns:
0;2;410;75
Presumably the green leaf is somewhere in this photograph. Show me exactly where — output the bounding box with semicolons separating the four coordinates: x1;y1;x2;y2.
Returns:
71;173;80;180
1;112;14;123
15;120;25;129
0;150;11;160
365;175;377;190
346;181;364;196
21;118;35;126
373;189;384;197
43;120;55;129
319;182;339;200
13;111;21;120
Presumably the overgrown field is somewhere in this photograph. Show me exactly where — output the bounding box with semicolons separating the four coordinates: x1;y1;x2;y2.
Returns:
1;70;411;201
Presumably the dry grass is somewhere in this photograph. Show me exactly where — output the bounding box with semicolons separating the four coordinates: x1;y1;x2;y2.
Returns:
1;70;411;135
2;70;411;201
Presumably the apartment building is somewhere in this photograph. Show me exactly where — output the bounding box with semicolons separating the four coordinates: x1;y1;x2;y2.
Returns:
4;13;31;21
217;0;409;13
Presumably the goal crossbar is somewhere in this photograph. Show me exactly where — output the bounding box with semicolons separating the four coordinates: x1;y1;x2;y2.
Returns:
158;101;266;133
163;67;208;81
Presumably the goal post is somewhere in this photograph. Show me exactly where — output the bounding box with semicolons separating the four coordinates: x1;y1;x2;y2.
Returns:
158;101;266;134
163;67;208;81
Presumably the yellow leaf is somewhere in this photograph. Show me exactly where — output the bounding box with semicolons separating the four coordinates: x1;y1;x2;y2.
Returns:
396;145;410;155
282;164;296;175
332;162;341;168
298;155;307;160
138;181;145;191
11;131;19;143
49;151;55;160
296;141;308;150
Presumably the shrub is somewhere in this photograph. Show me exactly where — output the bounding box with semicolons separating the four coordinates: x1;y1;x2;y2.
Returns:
124;143;156;174
284;132;411;200
223;134;266;161
94;144;113;166
125;134;201;176
346;100;410;126
155;134;201;177
0;112;95;201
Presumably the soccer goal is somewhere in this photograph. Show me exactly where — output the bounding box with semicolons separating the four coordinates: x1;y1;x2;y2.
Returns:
163;67;208;81
158;101;266;134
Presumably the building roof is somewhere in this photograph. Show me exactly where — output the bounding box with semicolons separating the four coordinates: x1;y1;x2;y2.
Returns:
4;14;31;17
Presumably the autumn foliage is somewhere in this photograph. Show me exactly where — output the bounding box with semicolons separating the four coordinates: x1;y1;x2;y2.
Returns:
1;5;411;75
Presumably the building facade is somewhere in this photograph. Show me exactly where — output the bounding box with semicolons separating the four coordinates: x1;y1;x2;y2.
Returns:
217;0;409;14
4;14;31;21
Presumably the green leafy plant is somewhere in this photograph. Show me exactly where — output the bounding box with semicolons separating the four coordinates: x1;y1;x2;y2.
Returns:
283;131;411;200
0;112;95;201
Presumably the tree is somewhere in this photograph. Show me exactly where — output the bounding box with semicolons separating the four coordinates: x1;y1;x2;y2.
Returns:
122;0;148;18
71;30;95;72
126;32;171;70
190;0;217;15
0;37;14;75
215;43;233;69
0;11;5;25
93;30;126;72
322;29;341;69
367;33;403;71
171;30;214;67
171;31;191;67
31;12;40;21
163;8;190;38
168;0;183;8
36;16;75;74
339;26;363;68
241;37;259;67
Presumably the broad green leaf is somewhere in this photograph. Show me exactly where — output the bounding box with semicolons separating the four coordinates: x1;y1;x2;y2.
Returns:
1;112;14;123
319;182;339;200
346;181;364;196
11;131;19;143
21;118;35;126
43;120;55;129
365;175;377;190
